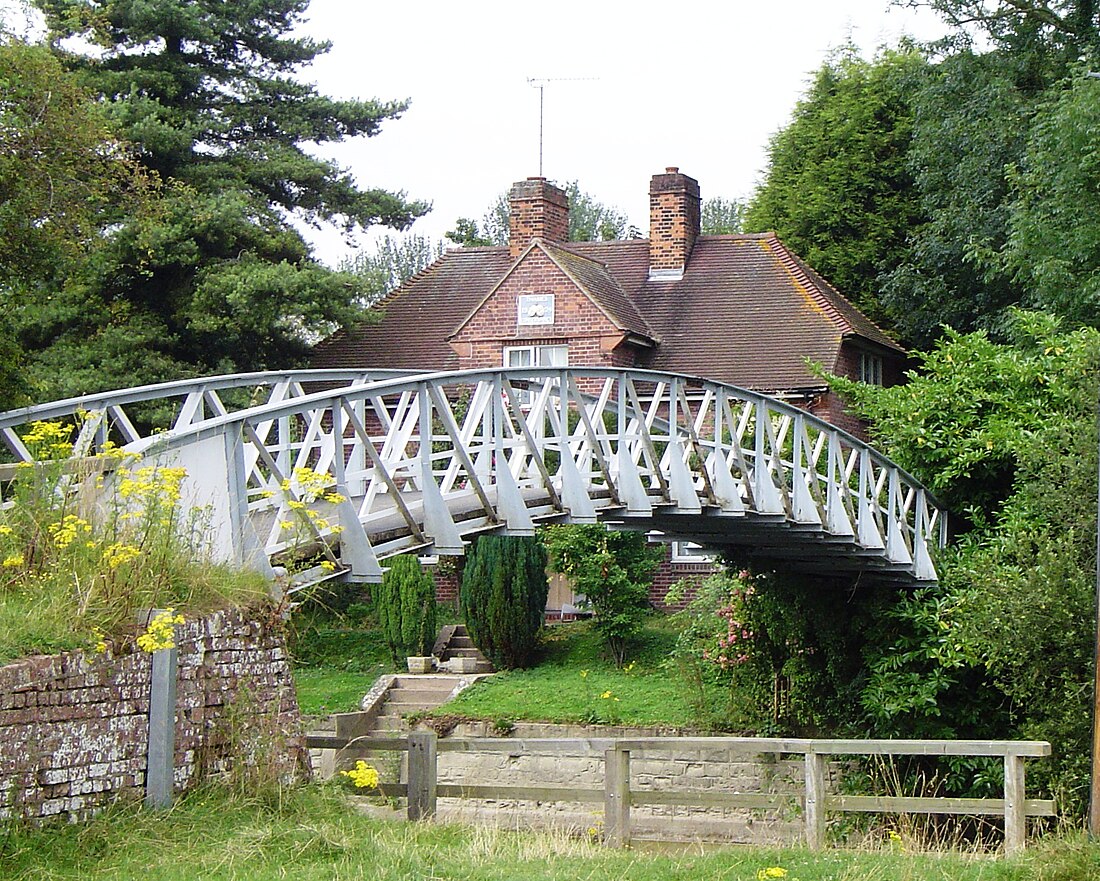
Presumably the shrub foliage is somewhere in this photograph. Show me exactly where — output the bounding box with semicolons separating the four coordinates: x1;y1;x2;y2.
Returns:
460;535;548;670
375;554;436;664
542;525;661;667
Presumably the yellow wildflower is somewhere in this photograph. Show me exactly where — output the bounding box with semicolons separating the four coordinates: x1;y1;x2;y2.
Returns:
320;560;336;573
2;553;24;568
49;515;91;549
136;609;185;653
102;543;141;569
340;760;379;790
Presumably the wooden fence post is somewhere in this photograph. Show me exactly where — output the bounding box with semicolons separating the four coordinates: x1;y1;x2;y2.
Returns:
407;731;437;821
804;750;826;850
1004;752;1026;855
604;746;631;847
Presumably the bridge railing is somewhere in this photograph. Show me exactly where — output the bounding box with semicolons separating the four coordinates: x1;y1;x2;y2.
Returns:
0;369;414;465
0;368;947;585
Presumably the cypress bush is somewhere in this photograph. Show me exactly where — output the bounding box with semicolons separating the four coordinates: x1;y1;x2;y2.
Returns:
375;554;437;665
460;535;549;669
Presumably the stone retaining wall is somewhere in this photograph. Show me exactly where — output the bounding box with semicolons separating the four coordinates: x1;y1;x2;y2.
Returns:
0;607;307;822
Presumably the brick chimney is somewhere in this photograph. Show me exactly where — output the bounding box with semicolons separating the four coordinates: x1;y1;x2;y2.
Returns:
649;167;701;279
509;177;569;257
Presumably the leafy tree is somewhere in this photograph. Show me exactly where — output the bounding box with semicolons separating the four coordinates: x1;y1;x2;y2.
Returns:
0;37;152;408
908;0;1100;61
343;234;444;305
20;0;426;398
701;197;746;235
459;534;549;670
445;218;494;248
562;182;636;241
878;49;1032;346
542;525;661;666
375;554;436;664
997;72;1100;327
745;46;928;323
835;310;1100;811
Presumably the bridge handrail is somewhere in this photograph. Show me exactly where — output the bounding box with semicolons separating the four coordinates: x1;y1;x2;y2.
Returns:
104;365;943;510
0;368;418;433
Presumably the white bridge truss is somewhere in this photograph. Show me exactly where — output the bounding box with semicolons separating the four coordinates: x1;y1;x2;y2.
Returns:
0;368;945;588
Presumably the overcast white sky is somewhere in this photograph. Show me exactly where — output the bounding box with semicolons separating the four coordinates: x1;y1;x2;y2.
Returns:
2;0;951;264
297;0;951;266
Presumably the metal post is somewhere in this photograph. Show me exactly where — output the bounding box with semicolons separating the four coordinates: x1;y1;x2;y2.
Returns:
603;746;631;847
144;612;179;810
407;731;437;821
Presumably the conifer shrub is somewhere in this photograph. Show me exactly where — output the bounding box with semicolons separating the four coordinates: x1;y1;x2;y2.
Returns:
460;535;549;669
375;554;436;664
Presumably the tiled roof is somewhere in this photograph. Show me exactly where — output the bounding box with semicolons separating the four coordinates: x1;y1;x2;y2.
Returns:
312;246;512;371
312;233;904;393
541;242;653;341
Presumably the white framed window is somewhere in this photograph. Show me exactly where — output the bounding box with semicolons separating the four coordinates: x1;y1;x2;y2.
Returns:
504;344;568;369
671;541;717;563
859;352;883;386
504;344;568;405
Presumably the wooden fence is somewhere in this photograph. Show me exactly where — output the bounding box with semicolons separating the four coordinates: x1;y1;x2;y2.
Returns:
306;732;1053;854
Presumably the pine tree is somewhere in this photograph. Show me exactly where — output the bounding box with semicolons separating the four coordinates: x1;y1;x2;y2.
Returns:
376;555;436;665
22;0;427;397
460;535;548;670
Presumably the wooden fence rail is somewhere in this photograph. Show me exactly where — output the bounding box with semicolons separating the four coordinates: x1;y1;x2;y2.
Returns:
306;732;1053;854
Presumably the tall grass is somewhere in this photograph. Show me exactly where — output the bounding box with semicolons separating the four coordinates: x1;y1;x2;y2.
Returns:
3;783;1090;881
0;421;268;663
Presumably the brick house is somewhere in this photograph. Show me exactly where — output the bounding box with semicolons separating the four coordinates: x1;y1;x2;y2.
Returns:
313;168;905;609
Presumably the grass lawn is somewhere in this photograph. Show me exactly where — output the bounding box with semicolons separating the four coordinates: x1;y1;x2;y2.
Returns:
3;783;1093;881
289;619;398;715
293;667;386;715
432;617;750;730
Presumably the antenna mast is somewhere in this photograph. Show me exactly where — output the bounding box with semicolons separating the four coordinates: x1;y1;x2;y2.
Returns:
526;77;598;177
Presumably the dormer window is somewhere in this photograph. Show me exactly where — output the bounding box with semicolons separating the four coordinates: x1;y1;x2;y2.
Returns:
859;352;883;385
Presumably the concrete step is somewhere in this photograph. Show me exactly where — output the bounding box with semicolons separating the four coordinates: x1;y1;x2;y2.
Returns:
443;648;482;659
385;691;454;706
384;700;445;713
388;682;458;695
390;674;467;687
448;636;475;648
371;713;412;730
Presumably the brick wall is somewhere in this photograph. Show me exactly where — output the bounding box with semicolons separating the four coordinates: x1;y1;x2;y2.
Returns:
451;246;634;375
0;607;307;822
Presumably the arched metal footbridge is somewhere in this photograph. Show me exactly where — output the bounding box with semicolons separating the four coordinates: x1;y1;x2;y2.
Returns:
0;368;945;590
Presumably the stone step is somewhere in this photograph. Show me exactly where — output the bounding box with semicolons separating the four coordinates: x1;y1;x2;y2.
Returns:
371;713;412;730
385;690;455;705
390;674;467;687
388;681;458;694
448;636;475;648
442;647;482;659
384;699;444;712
